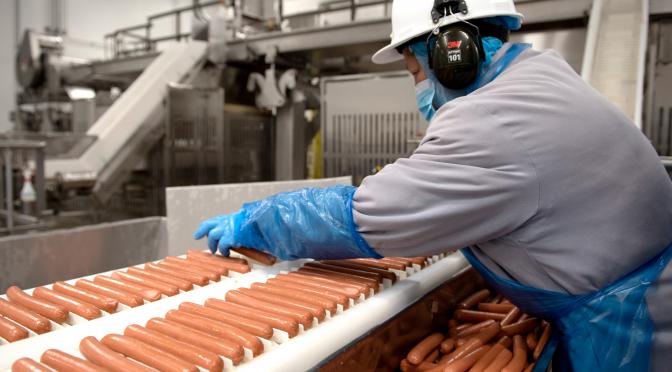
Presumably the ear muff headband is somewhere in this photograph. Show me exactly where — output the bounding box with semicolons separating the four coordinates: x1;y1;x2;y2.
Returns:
427;1;485;89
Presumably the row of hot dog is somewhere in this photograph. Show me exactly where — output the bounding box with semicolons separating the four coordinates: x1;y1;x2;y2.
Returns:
400;289;551;372
0;250;259;344
8;254;432;371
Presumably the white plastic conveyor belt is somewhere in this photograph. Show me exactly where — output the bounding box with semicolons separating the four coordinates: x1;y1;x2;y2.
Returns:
0;252;470;371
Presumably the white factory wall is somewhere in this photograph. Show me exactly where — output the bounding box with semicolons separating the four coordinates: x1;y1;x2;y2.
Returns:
652;0;672;14
0;1;18;134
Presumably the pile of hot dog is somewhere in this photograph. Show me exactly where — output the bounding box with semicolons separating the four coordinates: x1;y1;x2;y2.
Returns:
401;289;551;372
7;254;431;371
0;250;259;344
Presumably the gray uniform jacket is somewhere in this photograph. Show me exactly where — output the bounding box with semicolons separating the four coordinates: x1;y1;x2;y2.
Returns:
352;47;672;370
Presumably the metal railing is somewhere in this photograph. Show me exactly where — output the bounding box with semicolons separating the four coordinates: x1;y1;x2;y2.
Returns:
0;140;48;234
104;0;393;58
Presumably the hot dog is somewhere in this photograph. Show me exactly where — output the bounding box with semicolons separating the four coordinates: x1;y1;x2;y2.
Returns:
166;256;228;276
533;323;551;360
0;297;51;334
6;286;68;323
157;261;220;282
502;335;527;372
126;267;193;291
297;267;380;293
443;344;490;372
52;281;118;313
501;318;540;337
265;278;350;308
497;336;513;348
165;310;263;356
406;257;430;267
250;282;337;314
501;307;522;327
425;349;439;363
526;332;538;350
41;349;107;372
186;250;251;273
75;279;143;308
293;268;375;292
469;342;508;372
11;358;51;372
443;322;500;365
483;348;513;372
187;249;247;264
79;336;153;372
407;333;444;365
111;271;179;297
448;319;459;336
321;261;397;283
145;263;209;286
124;324;223;372
339;259;406;271
179;302;273;339
382;257;416;268
238;287;326;321
204;298;299;337
304;262;383;283
352;258;406;271
32;287;102;320
163;256;227;278
477;303;515;314
440;338;456;354
101;333;199;372
146;318;243;364
225;290;314;329
0;315;29;342
457;289;491;310
272;274;361;299
453;310;506;323
230;247;277;265
456;320;496;339
93;276;161;302
283;272;367;298
400;359;437;371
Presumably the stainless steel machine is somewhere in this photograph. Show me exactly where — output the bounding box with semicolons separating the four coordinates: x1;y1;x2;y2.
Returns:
1;0;666;226
0;0;608;234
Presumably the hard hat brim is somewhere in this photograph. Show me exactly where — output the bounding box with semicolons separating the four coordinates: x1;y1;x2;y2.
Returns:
372;43;405;65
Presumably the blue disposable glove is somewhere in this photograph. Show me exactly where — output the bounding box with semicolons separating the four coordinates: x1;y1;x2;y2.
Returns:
193;185;382;261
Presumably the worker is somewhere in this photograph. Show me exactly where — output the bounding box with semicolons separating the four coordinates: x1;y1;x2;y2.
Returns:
195;0;672;370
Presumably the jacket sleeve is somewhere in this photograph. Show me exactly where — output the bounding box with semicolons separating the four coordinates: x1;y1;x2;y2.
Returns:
352;101;540;257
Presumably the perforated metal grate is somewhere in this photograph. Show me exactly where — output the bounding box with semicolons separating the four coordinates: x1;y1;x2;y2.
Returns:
321;73;427;184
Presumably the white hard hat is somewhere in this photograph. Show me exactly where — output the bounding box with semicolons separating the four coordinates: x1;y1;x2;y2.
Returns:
372;0;523;64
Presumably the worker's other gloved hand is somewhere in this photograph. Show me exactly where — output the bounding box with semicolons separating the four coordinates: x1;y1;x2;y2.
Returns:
193;185;382;261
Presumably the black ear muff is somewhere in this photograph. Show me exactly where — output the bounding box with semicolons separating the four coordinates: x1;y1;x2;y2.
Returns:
430;24;484;89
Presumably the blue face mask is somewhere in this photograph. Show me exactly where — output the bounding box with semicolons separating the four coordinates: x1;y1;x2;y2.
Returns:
415;79;437;122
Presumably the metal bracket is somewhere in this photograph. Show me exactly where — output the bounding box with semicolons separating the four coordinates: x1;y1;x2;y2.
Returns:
431;0;468;24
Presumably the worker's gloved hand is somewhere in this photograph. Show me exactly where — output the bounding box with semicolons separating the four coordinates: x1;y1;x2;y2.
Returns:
193;185;382;261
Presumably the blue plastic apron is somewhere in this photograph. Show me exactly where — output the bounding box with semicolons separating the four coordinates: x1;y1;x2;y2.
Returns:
461;242;672;371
